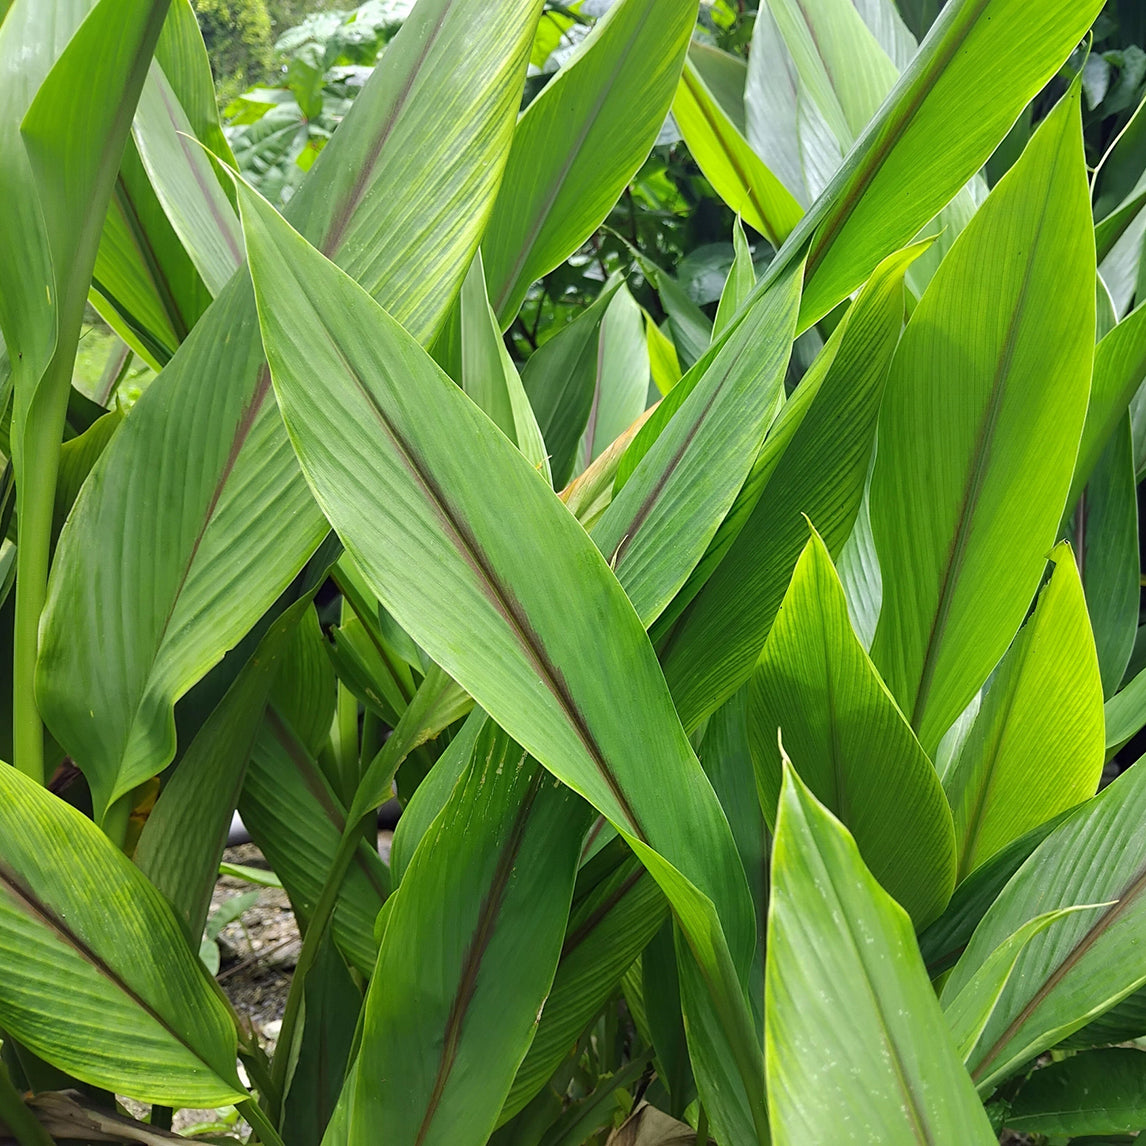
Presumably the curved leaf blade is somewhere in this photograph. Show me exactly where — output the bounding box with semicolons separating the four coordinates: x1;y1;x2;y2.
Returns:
0;764;243;1106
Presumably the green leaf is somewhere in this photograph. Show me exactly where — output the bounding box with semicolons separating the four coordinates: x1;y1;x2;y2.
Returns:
575;284;649;476
672;56;803;248
766;765;996;1144
713;217;756;338
868;89;1095;756
657;242;915;731
1006;1048;1146;1137
483;0;699;325
941;542;1105;881
947;759;1146;1091
237;178;765;1144
779;0;1105;327
501;844;666;1124
458;251;551;483
38;0;544;817
240;712;390;977
941;905;1109;1061
1068;420;1140;698
0;763;244;1106
917;812;1073;979
132;62;244;297
348;722;592;1145
749;527;956;926
521;281;624;489
593;258;801;627
133;609;292;942
1068;298;1146;511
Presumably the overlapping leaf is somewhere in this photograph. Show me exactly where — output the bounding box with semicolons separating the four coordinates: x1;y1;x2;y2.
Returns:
0;763;244;1106
765;766;996;1144
869;90;1094;755
749;528;955;926
237;179;764;1143
38;0;546;817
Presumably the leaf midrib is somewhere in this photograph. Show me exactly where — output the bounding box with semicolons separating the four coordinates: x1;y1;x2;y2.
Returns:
303;309;650;843
0;856;228;1081
908;131;1063;737
971;859;1146;1082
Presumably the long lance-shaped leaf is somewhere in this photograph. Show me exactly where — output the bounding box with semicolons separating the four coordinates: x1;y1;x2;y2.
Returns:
93;132;211;369
760;0;1104;329
672;56;803;248
38;0;545;818
656;243;915;732
868;89;1094;756
236;180;766;1144
749;527;956;927
1067;299;1146;513
500;844;666;1124
348;722;592;1145
766;765;996;1144
240;710;390;978
483;0;698;325
0;763;245;1106
947;758;1146;1091
2;0;172;784
591;258;801;627
132;61;243;298
941;543;1105;882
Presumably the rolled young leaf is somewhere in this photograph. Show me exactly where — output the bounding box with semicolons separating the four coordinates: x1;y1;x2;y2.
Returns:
868;87;1095;756
0;763;244;1106
749;527;956;927
766;764;996;1144
236;178;766;1143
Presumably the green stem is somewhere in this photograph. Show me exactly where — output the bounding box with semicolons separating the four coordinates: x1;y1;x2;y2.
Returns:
695;1106;709;1145
239;1098;287;1146
100;792;133;850
0;1060;54;1146
11;397;66;786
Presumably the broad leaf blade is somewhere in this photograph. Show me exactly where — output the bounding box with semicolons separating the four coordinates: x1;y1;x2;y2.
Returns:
39;0;545;815
749;528;956;927
0;764;244;1106
483;0;699;325
349;722;591;1145
868;89;1095;755
766;766;996;1144
238;180;765;1144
